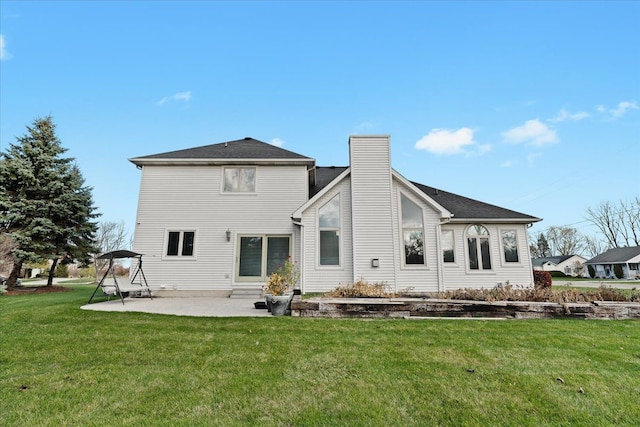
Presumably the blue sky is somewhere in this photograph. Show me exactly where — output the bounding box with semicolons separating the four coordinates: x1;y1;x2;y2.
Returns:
1;1;638;243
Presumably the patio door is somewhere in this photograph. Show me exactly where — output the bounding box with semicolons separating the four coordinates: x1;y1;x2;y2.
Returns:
236;235;291;283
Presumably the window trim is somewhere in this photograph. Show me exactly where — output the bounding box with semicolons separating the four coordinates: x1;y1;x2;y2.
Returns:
400;192;426;268
163;230;197;260
235;234;292;282
317;193;341;268
499;228;521;265
221;166;257;194
465;224;493;273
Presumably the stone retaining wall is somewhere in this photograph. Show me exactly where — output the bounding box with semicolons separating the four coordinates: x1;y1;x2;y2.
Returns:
291;296;640;320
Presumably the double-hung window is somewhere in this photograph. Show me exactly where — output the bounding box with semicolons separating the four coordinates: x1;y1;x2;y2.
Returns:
237;235;290;281
223;167;256;193
166;231;195;257
319;194;340;266
401;194;425;265
467;225;491;270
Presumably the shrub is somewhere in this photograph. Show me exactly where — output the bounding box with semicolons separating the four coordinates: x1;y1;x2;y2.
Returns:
327;279;393;298
587;265;595;278
54;263;68;278
613;264;623;279
434;284;638;303
78;265;96;278
533;270;552;289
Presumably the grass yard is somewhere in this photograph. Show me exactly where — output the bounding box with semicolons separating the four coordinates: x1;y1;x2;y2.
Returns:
1;286;639;426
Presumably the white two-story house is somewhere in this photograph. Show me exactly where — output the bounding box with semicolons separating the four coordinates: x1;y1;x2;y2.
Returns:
130;135;541;296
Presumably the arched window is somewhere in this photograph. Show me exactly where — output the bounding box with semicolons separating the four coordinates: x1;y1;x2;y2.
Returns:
467;225;491;270
319;194;340;265
401;194;425;265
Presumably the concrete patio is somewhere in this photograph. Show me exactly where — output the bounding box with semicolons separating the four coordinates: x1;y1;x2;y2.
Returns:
81;296;272;317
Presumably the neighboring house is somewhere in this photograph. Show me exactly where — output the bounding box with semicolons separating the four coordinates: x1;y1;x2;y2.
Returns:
584;246;640;279
130;136;541;296
532;255;588;277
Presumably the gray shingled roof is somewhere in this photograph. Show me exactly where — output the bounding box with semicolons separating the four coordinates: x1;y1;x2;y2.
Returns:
585;246;640;264
310;166;539;222
531;255;575;267
130;137;315;165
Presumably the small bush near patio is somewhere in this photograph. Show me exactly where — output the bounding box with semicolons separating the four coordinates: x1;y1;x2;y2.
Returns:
326;278;394;297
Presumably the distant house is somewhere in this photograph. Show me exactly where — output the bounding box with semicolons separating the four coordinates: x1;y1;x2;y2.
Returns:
129;135;541;296
532;255;588;277
584;246;640;279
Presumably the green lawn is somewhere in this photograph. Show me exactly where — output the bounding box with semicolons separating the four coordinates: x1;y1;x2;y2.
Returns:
1;286;639;426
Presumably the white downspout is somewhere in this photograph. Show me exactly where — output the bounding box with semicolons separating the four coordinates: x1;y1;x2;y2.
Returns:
292;219;304;294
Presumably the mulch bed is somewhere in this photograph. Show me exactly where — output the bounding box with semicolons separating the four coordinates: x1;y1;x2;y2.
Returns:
5;285;70;296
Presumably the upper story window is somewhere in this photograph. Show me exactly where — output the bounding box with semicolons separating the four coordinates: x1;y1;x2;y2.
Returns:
223;167;256;192
467;225;491;270
401;194;425;265
501;229;520;263
319;194;340;266
442;229;455;263
166;231;195;257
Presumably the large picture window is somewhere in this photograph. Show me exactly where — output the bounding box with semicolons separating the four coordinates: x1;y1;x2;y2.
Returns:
166;231;195;257
237;235;290;281
223;167;256;192
467;225;491;270
501;229;519;263
401;194;424;265
319;194;340;266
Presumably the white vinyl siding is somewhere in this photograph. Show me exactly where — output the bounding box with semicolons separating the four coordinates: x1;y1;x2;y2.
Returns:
442;223;535;289
349;136;396;285
299;179;353;293
133;164;307;291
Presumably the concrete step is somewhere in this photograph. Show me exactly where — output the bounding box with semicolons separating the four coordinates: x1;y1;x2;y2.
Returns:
229;288;263;299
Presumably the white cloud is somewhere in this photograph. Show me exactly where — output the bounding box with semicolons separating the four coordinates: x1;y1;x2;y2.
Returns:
270;138;285;147
501;160;515;168
609;101;638;119
156;91;192;106
0;35;11;60
415;128;476;155
549;109;590;122
502;119;558;146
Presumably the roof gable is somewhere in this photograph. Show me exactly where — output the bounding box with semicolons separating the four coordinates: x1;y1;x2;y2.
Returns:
130;137;315;166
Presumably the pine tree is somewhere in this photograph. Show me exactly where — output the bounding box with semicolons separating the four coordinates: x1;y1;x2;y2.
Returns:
0;116;99;289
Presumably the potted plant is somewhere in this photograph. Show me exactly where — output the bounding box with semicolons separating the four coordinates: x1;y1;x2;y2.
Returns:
263;258;299;316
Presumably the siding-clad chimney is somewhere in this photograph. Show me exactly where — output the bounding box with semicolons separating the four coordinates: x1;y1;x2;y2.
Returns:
349;135;396;285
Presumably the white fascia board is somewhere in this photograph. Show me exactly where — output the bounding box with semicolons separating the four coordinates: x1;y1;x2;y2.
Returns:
128;157;316;167
448;217;543;224
291;167;351;221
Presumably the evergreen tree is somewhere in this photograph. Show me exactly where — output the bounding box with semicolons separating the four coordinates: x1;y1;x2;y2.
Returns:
0;116;99;289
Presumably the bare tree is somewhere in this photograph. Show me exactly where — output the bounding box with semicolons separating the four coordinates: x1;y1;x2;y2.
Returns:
546;226;584;256
586;197;640;248
583;235;608;258
93;221;129;278
94;221;129;254
571;260;585;277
